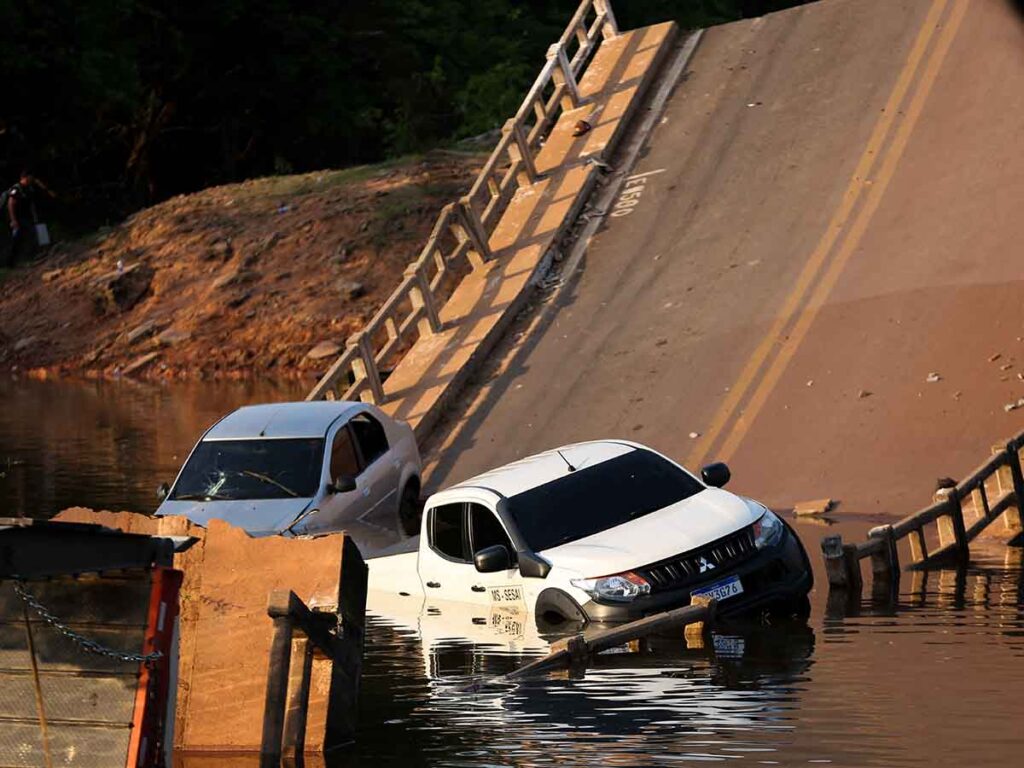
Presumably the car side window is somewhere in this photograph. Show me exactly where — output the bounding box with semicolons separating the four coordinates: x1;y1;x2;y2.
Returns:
329;427;360;480
350;413;389;467
429;504;469;561
469;504;516;559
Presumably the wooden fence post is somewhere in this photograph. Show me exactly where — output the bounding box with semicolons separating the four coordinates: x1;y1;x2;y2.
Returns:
594;0;619;38
868;524;900;581
821;535;860;590
546;43;581;110
456;198;493;269
936;488;969;561
908;526;928;566
261;593;296;764
281;636;313;757
504;118;538;185
404;263;442;335
684;595;713;650
348;332;385;404
1003;441;1024;541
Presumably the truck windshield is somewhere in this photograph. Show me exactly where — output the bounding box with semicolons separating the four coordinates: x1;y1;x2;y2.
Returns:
506;449;704;551
171;438;324;501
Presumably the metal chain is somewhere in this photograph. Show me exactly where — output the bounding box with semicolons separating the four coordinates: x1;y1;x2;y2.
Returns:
13;579;163;666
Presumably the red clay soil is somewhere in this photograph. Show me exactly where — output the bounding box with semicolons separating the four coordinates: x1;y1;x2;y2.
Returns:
0;153;481;382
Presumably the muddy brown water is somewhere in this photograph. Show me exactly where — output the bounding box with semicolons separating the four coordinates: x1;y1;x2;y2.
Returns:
2;381;1022;766
0;377;304;519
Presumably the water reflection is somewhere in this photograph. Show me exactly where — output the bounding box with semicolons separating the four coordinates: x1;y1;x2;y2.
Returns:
0;377;303;518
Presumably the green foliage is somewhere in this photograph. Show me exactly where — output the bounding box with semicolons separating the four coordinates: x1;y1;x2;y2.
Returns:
0;0;806;227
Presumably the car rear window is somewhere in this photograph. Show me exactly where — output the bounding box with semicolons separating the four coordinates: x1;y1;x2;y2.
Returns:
507;448;704;552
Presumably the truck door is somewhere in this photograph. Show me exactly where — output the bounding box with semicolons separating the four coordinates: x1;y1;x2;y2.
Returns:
418;502;523;607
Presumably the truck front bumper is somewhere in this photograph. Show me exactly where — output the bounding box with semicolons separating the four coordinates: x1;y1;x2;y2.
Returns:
578;523;812;623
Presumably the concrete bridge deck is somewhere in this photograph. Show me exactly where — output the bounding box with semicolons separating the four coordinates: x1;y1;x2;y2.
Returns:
424;0;1024;520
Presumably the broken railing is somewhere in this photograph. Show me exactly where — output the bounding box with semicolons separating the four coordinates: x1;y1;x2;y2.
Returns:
306;0;618;403
509;597;716;679
822;430;1024;592
260;585;366;763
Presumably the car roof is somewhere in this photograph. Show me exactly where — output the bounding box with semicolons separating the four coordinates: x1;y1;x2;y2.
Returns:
449;440;638;499
204;401;363;440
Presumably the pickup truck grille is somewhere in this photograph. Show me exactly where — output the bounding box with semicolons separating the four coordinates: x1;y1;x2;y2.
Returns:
637;526;757;592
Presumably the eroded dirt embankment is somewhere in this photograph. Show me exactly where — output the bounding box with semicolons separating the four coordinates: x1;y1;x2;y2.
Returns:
0;153;482;381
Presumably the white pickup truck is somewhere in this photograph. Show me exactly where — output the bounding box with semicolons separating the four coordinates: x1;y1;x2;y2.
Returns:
367;440;812;627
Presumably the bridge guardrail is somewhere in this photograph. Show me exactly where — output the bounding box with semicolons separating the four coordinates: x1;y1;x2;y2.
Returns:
822;429;1024;590
306;0;619;403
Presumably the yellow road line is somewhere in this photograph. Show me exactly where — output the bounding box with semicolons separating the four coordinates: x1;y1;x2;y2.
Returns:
717;0;969;462
684;0;950;468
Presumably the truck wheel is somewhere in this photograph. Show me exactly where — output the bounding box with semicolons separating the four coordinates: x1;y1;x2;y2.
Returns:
398;482;422;537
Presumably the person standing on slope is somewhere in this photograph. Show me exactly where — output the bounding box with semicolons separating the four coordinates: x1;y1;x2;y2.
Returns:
5;169;55;268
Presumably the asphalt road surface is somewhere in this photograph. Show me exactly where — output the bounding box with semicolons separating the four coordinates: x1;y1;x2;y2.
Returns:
425;0;1024;520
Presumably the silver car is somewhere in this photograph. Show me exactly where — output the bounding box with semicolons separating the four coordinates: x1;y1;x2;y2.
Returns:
156;401;422;537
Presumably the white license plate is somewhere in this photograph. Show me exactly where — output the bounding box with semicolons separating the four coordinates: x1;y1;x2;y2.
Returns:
691;575;744;603
489;585;524;604
712;634;746;658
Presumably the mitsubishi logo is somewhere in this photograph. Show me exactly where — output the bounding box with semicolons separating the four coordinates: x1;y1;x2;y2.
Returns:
697;556;715;574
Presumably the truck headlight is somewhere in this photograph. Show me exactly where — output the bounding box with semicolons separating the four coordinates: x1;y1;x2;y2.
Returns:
571;571;651;603
753;509;784;549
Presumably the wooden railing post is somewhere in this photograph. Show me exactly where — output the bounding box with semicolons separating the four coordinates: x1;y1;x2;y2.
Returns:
404;263;442;335
546;43;581;110
821;535;861;591
503;118;538;185
348;332;385;404
594;0;619;38
281;636;313;757
868;524;900;581
936;488;969;561
908;526;928;566
456;198;493;269
261;592;297;764
1003;441;1024;540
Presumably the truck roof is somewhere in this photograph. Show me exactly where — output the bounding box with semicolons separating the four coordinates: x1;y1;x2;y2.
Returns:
448;440;637;499
204;401;362;440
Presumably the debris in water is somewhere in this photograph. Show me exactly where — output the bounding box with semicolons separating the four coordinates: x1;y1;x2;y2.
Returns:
688;432;700;439
857;389;872;398
1004;402;1020;413
926;372;941;383
793;499;833;516
1001;363;1013;371
806;380;814;387
989;353;1002;362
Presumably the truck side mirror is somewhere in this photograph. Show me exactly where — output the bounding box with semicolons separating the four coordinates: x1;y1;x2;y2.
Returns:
474;544;512;573
701;462;731;488
328;474;357;494
156;482;170;501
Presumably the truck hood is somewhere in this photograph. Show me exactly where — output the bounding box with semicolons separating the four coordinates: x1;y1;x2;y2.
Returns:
539;488;763;577
155;497;313;537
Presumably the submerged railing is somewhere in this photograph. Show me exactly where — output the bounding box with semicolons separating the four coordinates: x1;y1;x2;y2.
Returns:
306;0;618;404
822;430;1024;593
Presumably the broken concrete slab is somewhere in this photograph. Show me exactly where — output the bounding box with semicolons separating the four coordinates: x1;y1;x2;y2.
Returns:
52;509;366;753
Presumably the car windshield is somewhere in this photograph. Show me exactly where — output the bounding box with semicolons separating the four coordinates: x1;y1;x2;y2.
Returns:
506;448;704;551
171;438;324;501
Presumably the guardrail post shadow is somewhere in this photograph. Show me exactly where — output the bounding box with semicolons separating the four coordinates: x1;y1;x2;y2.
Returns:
546;43;582;109
1002;441;1024;545
348;332;385;404
503;118;539;185
594;0;619;38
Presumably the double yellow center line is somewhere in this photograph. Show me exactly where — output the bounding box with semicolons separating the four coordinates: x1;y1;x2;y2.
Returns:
686;0;969;468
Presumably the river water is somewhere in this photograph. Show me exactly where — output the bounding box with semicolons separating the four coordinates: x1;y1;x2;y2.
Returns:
1;380;1021;766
